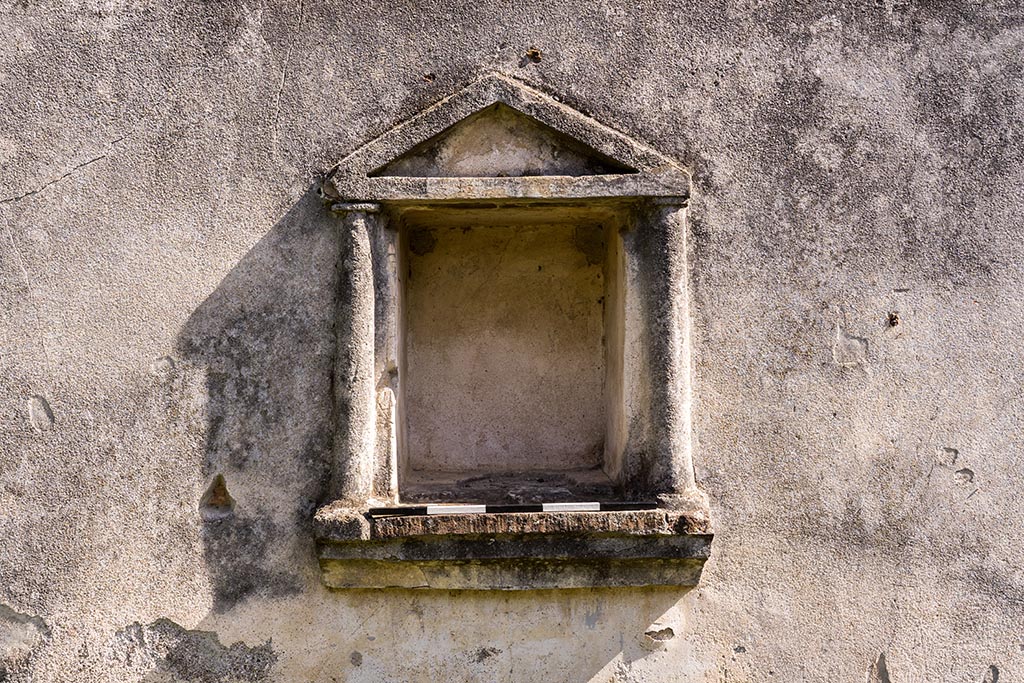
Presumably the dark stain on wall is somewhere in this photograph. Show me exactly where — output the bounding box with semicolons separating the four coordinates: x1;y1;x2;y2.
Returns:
176;190;338;612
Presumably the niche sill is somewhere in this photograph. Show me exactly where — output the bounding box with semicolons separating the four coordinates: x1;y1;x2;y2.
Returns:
313;503;712;590
399;468;618;504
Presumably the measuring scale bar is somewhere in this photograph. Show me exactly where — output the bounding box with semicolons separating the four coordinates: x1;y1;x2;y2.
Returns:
367;501;659;517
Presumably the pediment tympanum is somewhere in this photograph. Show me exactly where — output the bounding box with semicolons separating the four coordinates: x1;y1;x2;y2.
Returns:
323;73;689;202
370;102;636;178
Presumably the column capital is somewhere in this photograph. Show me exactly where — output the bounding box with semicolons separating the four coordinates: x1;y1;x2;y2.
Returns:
648;196;689;209
331;201;382;214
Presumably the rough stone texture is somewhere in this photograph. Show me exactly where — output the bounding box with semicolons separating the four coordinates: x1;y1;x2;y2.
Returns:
312;506;713;591
1;1;1022;681
315;507;711;541
318;555;710;591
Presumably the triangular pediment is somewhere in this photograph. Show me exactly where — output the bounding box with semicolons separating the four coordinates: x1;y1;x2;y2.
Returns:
325;73;689;202
370;103;637;178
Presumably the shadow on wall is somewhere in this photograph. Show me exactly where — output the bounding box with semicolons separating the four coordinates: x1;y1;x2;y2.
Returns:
176;187;338;614
115;187;693;683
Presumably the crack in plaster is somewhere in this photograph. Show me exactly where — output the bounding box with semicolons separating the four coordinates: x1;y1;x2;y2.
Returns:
3;221;54;376
0;153;108;206
272;0;306;147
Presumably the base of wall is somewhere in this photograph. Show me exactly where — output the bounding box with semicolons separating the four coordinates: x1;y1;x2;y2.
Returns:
314;505;712;590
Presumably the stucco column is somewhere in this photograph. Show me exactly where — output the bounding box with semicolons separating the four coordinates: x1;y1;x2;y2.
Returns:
330;202;380;507
643;198;706;514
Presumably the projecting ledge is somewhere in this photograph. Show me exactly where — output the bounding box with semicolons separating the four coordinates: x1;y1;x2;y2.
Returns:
313;504;713;590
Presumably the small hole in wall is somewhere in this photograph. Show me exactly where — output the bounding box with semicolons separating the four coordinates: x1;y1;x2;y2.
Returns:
954;467;975;484
640;626;675;651
645;627;674;641
518;46;543;68
199;474;236;522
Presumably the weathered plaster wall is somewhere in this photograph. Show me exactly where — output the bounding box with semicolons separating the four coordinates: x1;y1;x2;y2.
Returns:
0;1;1022;681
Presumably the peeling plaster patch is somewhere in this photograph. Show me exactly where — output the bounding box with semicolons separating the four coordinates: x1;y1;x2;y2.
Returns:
0;137;17;165
113;618;276;682
955;467;976;484
833;326;868;367
522;46;542;65
0;603;50;679
867;652;891;683
27;395;53;432
150;355;176;377
939;447;959;466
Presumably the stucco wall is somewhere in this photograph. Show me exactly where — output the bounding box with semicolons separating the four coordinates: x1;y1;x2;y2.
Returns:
1;1;1022;681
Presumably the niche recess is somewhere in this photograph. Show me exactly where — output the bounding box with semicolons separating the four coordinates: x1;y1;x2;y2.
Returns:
399;203;622;504
314;74;713;590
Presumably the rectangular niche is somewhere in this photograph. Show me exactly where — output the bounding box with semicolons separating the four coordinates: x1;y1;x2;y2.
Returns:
315;73;711;591
396;204;627;504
